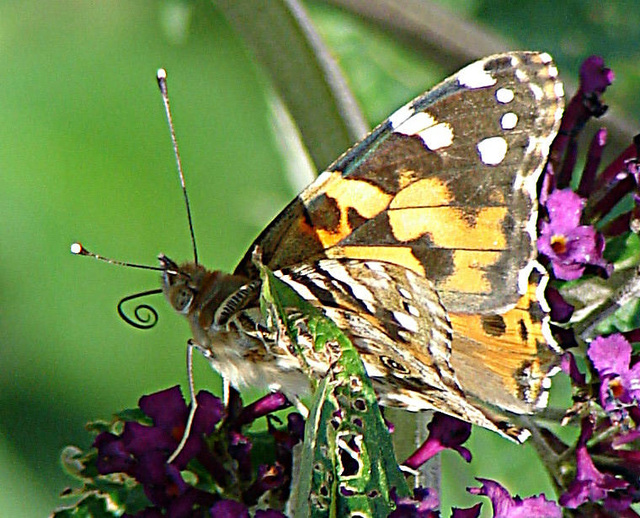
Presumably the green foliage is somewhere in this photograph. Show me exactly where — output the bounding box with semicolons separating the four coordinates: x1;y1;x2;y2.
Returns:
257;259;411;517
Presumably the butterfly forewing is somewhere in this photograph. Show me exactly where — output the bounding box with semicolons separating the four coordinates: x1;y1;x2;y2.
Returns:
235;52;563;316
211;52;565;439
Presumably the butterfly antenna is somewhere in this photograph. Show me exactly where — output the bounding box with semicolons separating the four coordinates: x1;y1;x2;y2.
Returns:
156;68;199;266
70;242;169;272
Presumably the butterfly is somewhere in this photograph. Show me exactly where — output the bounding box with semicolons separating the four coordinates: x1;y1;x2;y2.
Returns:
151;52;564;442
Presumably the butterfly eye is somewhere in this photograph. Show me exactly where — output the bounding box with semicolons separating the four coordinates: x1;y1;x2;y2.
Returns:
172;287;194;314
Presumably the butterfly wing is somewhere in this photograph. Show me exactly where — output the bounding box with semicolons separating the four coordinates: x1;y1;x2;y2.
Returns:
235;51;563;314
232;51;564;429
275;258;527;440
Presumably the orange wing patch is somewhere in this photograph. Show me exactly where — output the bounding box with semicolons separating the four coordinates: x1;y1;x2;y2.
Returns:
439;250;503;294
448;279;558;413
387;206;508;247
302;171;392;249
327;245;426;276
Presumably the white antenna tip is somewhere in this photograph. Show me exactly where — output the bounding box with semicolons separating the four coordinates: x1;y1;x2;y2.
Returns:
70;242;84;255
157;68;167;81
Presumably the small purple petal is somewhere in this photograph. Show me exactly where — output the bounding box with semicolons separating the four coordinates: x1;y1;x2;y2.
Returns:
545;189;585;230
389;486;440;517
559;446;628;508
561;352;586;386
93;432;134;474
122;422;176;456
469;478;561;518
546;286;574;323
403;413;471;469
580;56;615;95
139;386;188;430
560;419;629;508
611;429;640;448
588;335;632;377
236;392;291;426
192;391;224;435
538;189;610;280
209;500;250;518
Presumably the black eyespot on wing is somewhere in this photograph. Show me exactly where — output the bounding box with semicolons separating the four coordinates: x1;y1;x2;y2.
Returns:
380;355;410;374
518;318;529;342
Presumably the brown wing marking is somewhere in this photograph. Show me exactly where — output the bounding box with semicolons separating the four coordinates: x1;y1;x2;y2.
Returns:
448;278;559;414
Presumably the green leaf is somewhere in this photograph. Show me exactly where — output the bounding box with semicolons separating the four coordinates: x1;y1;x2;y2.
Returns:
214;0;367;170
52;493;117;518
256;259;411;517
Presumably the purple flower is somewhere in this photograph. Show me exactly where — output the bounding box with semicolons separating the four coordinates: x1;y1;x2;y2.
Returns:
580;56;615;98
538;188;610;280
389;486;439;517
136;386;224;468
548;56;613;189
93;432;134;474
236;392;291;427
89;386;301;516
403;413;472;470
561;351;586;386
243;463;286;506
545;285;574;323
210;499;250;518
559;419;629;509
588;334;640;412
468;478;561;518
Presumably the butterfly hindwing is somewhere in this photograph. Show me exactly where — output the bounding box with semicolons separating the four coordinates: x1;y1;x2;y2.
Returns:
275;258;524;439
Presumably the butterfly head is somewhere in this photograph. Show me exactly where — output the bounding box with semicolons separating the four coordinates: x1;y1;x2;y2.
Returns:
159;255;208;316
159;255;251;331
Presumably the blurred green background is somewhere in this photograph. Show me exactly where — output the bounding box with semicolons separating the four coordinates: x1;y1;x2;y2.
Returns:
2;1;639;516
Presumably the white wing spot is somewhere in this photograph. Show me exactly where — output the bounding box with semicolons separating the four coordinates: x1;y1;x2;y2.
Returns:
393;311;419;333
548;64;558;78
529;83;543;101
321;262;375;302
539;52;553;64
364;261;385;272
554;82;565;100
500;112;518;130
418;123;454;150
477;136;508;165
398;287;412;299
457;60;496;88
405;304;420;317
393;112;435;135
393;112;454;150
280;276;317;301
389;104;415;129
495;87;514;104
